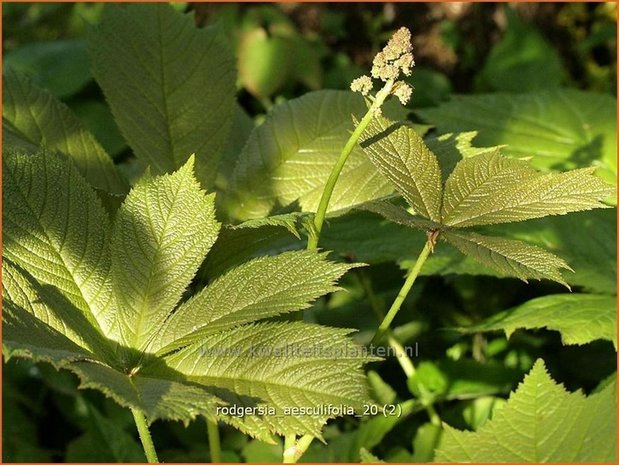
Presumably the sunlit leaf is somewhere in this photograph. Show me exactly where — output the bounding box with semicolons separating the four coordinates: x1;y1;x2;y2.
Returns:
225;90;409;220
442;150;613;228
359;114;443;222
436;360;616;462
461;294;617;348
2;71;127;193
417;90;617;184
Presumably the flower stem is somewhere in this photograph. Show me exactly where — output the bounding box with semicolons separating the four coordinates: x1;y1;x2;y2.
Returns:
206;419;221;463
131;408;159;463
371;238;433;345
307;80;394;251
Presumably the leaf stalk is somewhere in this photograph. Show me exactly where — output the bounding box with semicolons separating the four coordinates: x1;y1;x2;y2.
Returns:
207;419;221;462
371;236;434;345
131;408;159;463
283;434;314;463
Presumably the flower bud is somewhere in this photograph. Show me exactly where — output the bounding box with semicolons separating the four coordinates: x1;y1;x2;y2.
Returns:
350;75;373;95
394;82;413;105
371;27;415;82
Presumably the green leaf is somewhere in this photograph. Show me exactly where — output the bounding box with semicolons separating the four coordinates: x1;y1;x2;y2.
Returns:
367;370;397;404
238;27;292;98
2;259;112;363
359;448;384;463
424;209;616;293
228;212;308;239
225;90;408;220
411;423;442;462
216;104;255;192
241;439;283;463
3;150;116;339
436;359;617;462
351;400;416;461
476;8;566;92
163;321;376;439
2;70;127;193
2;119;39;153
203;213;307;279
155;250;355;352
441;230;571;286
88;3;236;188
408;359;521;402
4;39;92;98
359;114;443;222
417;90;617;184
461;294;617;348
70;100;127;158
2;154;222;425
442;150;613;228
3;148;376;440
320;208;615;293
111;156;220;350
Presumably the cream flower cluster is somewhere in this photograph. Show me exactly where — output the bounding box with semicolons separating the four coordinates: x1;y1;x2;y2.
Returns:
350;27;415;105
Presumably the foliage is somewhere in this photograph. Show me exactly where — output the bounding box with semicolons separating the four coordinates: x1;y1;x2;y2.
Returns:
436;360;616;462
416;90;617;184
359;113;613;286
3;150;373;442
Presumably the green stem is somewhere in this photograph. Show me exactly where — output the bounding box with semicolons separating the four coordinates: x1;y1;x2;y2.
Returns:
206;419;221;463
371;239;433;345
131;409;159;463
360;268;441;426
307;80;394;251
358;270;415;377
387;334;415;377
283;434;314;463
283;435;295;463
426;403;442;427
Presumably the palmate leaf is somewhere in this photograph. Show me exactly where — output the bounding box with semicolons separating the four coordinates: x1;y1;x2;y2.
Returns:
2;70;127;193
359;114;443;222
225;90;409;220
339;208;616;293
460;294;617;348
442;150;613;228
356;113;613;286
3;149;372;440
2;262;223;424
88;3;236;188
436;359;617;462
